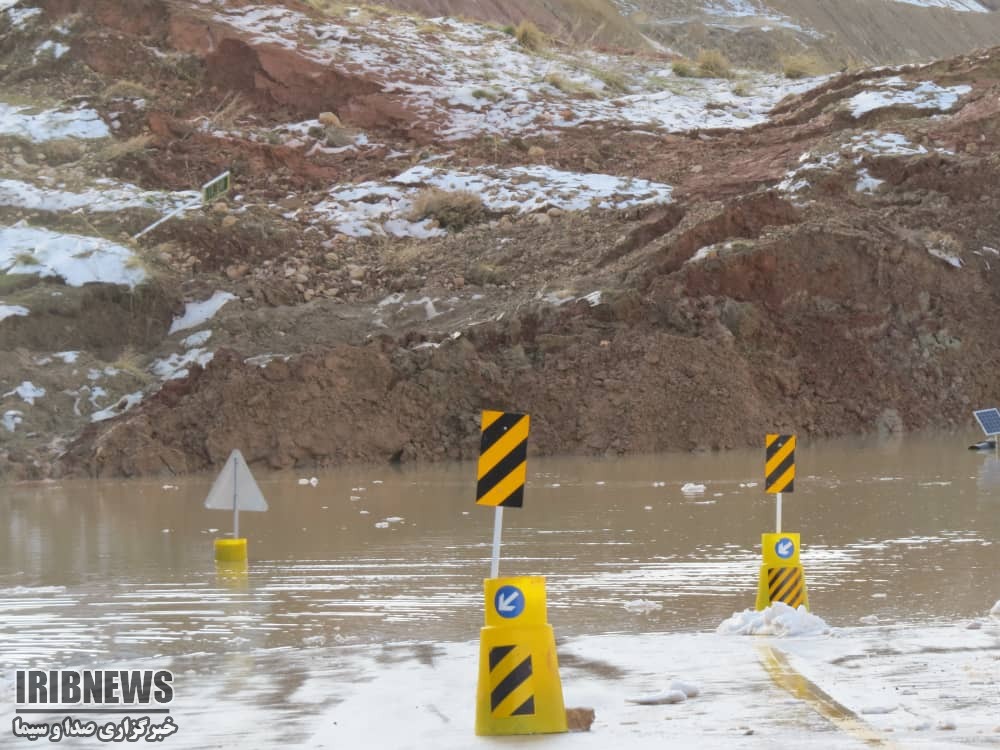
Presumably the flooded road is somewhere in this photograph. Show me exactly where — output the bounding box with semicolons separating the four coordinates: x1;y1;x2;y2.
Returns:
2;432;997;669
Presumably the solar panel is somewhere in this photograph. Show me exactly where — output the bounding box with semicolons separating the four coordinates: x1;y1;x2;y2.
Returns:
973;408;1000;436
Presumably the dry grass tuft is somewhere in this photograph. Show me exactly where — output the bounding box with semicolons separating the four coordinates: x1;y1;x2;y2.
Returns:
98;134;153;162
594;67;628;92
671;59;695;78
409;189;485;230
210;92;253;129
39;138;84;164
515;20;545;52
111;346;153;383
781;53;825;80
102;80;154;100
543;72;594;97
696;49;732;79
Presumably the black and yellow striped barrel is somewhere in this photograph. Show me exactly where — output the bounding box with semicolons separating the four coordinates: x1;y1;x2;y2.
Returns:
765;434;795;493
476;411;530;508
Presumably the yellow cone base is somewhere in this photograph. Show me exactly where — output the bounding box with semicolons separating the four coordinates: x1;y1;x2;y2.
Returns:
475;577;567;736
755;532;808;611
756;564;809;611
215;538;248;563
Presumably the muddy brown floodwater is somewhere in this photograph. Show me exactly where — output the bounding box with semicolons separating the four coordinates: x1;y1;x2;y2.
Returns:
1;431;998;670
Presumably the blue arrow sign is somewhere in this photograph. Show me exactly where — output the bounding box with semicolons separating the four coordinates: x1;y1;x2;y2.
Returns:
494;585;525;619
775;537;795;560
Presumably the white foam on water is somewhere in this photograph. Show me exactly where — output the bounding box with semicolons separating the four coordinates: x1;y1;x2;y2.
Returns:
716;602;832;636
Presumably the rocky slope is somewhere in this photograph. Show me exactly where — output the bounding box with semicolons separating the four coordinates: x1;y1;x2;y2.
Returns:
1;0;999;479
375;0;1000;70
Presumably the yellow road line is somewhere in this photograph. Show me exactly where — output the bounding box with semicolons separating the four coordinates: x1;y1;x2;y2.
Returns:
756;644;900;749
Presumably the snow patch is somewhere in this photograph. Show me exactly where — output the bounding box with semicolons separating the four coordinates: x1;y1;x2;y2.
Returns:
856;169;884;193
168;291;237;334
35;40;69;60
2;410;23;432
928;246;963;268
0;225;145;287
624;599;663;614
314;165;672;238
0;179;200;215
151;348;214;380
717;602;831;636
3;381;45;405
181;330;212;348
0;303;29;321
90;391;143;422
205;2;822;140
4;5;42;29
848;77;971;118
890;0;987;10
0;102;110;141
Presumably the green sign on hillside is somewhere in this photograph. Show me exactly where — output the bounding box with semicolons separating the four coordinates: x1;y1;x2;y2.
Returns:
202;171;231;203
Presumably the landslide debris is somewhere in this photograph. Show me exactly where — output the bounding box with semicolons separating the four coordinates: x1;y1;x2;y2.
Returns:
1;0;999;479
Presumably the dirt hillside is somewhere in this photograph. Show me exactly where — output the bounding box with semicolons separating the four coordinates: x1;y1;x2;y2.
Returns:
1;0;999;479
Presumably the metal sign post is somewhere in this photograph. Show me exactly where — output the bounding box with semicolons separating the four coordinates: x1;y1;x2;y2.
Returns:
133;170;231;241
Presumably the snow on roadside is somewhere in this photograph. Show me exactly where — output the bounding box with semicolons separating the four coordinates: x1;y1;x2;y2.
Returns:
717;602;832;636
848;77;971;118
990;600;1000;616
0;179;200;215
0;225;145;287
314;165;672;238
168;291;237;334
0;102;110;141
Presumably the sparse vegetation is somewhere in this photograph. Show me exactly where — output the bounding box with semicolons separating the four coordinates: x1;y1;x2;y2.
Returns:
515;20;545;52
12;252;37;267
102;80;154;100
671;60;695;78
39;138;84;164
322;125;356;148
409;189;485;231
558;0;647;49
111;346;153;383
501;24;516;36
781;54;825;80
98;135;153;162
588;65;629;93
471;88;500;102
210;92;253;129
543;72;595;97
732;82;751;97
696;49;732;79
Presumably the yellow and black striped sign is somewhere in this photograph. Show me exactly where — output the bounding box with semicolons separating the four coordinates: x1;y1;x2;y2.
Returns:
476;411;529;508
767;567;805;608
489;644;535;718
765;433;795;493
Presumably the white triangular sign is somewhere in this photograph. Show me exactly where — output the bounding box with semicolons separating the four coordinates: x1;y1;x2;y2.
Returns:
204;449;268;512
